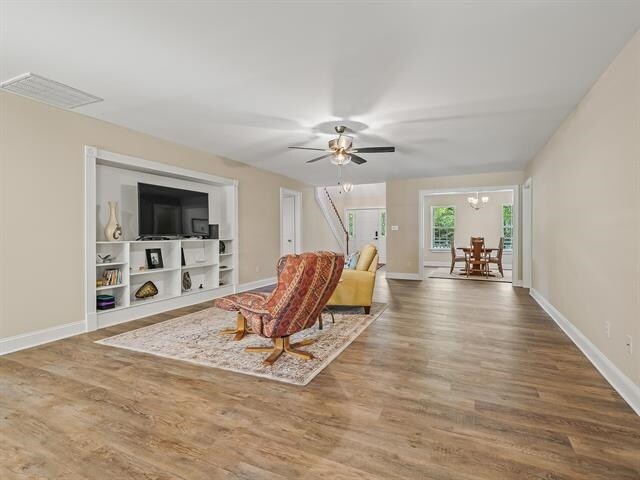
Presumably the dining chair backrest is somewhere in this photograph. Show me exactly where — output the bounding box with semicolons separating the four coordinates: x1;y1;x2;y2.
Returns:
471;237;485;258
496;237;504;260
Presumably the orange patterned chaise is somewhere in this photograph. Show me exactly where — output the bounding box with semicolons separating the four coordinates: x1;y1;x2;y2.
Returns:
214;252;344;365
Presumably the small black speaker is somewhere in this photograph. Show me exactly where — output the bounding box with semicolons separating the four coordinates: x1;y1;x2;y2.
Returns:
208;224;219;239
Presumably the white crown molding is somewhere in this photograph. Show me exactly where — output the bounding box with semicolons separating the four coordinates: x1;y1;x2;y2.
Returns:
385;272;422;281
530;288;640;416
237;277;277;293
0;321;85;356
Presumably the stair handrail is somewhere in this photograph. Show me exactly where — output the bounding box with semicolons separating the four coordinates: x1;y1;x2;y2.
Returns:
323;187;349;254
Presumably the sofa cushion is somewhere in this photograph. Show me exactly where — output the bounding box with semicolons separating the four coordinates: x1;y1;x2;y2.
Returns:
355;244;377;271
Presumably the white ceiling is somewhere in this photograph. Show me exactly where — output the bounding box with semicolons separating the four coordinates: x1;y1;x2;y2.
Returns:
2;2;639;185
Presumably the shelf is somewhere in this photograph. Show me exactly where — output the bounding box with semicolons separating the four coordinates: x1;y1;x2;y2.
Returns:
97;241;127;245
130;267;179;276
96;261;128;267
180;286;217;297
96;283;128;291
181;238;218;243
219;238;234;241
219;267;233;272
129;292;177;307
182;262;216;269
97;304;130;315
219;253;233;257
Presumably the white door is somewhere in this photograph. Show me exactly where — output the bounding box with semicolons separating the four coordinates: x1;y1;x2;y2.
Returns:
348;208;386;263
281;195;296;255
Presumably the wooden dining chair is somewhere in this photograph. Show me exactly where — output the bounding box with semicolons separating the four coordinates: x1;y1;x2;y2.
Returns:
488;237;505;277
450;244;467;274
466;237;490;277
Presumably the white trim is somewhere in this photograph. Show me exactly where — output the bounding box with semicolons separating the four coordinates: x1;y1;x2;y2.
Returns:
385;272;421;281
522;177;533;289
530;288;640;416
0;321;86;355
418;185;520;286
237;276;277;293
280;188;303;255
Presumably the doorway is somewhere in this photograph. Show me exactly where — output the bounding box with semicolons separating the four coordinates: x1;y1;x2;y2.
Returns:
418;185;520;284
280;188;302;256
522;177;532;288
346;208;386;263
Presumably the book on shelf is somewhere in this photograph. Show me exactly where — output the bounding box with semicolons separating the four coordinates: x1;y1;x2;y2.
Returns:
98;268;122;287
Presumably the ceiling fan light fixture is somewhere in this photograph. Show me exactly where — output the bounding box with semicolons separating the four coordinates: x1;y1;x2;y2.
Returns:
331;152;351;166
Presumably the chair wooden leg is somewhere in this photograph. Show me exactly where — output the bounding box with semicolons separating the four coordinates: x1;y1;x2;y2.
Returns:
450;259;455;274
318;314;323;330
221;312;251;341
246;336;315;365
363;306;371;314
498;261;504;277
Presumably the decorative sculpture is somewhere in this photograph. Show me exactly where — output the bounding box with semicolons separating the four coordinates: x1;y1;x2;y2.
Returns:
135;281;158;299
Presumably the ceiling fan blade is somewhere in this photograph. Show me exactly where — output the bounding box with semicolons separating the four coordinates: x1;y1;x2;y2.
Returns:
352;146;395;153
306;153;334;163
289;146;327;151
350;154;367;165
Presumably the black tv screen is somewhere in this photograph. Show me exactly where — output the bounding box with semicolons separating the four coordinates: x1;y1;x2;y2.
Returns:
138;183;209;237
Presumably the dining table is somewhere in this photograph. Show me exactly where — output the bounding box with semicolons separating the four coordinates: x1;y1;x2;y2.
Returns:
457;246;497;276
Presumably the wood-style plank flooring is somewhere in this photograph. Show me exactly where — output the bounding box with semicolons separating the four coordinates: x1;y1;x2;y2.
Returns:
1;272;639;479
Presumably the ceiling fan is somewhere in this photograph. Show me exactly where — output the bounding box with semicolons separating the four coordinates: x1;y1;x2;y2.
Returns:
288;126;395;165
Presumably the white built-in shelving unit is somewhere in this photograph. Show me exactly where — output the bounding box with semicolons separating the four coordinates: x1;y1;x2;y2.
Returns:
86;146;238;330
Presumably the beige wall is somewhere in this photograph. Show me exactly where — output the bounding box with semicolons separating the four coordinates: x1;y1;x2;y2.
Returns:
424;191;513;265
525;32;640;385
0;92;338;339
386;171;524;275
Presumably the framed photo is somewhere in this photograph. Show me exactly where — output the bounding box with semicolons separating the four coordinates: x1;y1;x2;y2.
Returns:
181;248;186;266
145;248;164;269
191;218;209;235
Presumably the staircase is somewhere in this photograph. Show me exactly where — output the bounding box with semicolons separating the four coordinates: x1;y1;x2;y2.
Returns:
315;187;349;254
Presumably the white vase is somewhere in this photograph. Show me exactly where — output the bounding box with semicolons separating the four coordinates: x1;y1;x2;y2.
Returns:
104;201;123;241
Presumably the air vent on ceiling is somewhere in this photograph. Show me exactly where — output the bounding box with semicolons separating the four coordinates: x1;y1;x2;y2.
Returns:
0;72;103;109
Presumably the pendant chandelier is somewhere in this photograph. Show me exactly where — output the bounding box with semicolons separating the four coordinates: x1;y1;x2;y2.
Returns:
468;192;489;210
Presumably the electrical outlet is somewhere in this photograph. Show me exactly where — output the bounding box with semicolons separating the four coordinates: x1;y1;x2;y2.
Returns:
605;321;611;339
626;335;633;355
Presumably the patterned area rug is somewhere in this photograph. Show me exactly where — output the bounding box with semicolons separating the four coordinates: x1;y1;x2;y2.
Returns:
96;302;386;386
428;267;512;283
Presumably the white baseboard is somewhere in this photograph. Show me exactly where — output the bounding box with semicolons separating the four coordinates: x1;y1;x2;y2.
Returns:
237;276;277;292
0;320;86;356
530;288;640;416
385;272;422;281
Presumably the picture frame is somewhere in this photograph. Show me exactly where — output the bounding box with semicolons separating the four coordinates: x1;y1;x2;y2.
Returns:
145;248;164;269
191;218;209;235
181;247;186;266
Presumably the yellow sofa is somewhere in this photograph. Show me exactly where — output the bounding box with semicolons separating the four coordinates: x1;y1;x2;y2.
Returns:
327;244;378;314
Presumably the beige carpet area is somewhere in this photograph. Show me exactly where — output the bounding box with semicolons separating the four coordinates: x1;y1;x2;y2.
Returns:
428;267;512;283
96;303;387;386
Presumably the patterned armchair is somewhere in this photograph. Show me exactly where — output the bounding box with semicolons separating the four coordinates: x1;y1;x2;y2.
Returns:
214;252;344;365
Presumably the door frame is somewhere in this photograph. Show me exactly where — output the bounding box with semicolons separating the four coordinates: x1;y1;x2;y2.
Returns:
344;207;386;261
418;185;520;286
522;177;533;288
280;188;302;256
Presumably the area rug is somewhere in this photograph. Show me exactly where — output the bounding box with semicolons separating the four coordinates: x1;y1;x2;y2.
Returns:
96;303;386;386
428;267;512;283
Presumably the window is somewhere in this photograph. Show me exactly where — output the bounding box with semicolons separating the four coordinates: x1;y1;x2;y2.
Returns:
502;204;513;251
431;206;455;249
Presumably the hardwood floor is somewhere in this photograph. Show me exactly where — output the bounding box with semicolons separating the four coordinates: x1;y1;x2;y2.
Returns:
1;273;639;479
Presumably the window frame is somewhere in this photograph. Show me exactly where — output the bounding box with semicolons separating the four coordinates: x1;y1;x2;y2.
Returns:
502;203;514;252
430;205;456;251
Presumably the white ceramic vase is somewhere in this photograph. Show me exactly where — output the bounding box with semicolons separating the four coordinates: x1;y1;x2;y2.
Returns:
104;201;123;241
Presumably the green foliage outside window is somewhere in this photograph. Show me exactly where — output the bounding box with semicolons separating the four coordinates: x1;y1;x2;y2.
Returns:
431;206;455;249
503;204;513;251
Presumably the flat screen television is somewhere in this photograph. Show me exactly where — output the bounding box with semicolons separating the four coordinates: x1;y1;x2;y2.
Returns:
138;183;209;238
